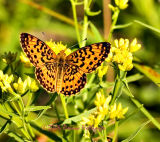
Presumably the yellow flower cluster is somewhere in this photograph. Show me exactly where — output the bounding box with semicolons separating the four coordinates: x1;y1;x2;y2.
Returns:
81;92;128;128
45;40;72;55
109;0;129;11
106;38;141;71
0;70;14;93
0;70;39;94
20;52;33;67
110;103;128;119
115;0;129;9
13;77;39;94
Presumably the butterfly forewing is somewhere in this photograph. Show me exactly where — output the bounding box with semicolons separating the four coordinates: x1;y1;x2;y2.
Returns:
66;42;111;73
20;33;56;67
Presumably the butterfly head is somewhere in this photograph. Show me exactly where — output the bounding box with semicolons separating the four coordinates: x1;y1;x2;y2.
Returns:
56;50;67;60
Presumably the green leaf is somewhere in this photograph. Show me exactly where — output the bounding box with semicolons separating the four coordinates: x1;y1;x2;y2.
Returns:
113;22;133;30
24;106;51;112
0;105;19;117
134;63;160;87
122;79;134;98
122;120;150;142
0;120;10;134
134;20;160;34
126;73;144;83
7;131;25;142
112;20;160;34
30;122;62;142
86;9;101;16
89;22;103;42
63;108;96;124
34;93;58;121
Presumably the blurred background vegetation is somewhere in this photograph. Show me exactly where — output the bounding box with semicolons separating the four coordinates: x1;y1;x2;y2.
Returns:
0;0;160;141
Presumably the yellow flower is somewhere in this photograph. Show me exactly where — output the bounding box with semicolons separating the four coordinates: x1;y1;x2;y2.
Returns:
98;63;108;78
20;52;33;67
13;76;39;94
81;92;128;128
45;40;71;56
106;38;141;71
108;4;117;12
115;0;129;9
13;77;28;94
29;80;39;92
109;103;128;119
81;92;112;128
129;38;141;52
0;70;14;93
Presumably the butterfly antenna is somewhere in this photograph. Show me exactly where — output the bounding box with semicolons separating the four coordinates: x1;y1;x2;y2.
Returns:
68;38;87;49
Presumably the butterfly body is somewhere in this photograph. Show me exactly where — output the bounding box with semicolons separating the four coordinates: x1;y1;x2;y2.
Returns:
20;33;111;95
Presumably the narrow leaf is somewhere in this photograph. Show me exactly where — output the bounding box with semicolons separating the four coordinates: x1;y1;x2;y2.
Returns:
90;22;103;42
86;9;101;16
34;93;58;120
134;20;160;34
7;131;24;142
25;106;51;112
122;79;134;97
122;120;150;142
0;120;10;134
134;63;160;87
126;73;144;83
0;106;19;117
63;108;96;124
113;22;133;30
30;122;62;142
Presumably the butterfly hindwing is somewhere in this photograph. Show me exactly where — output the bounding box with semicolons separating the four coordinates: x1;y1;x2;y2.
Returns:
20;33;56;67
60;64;86;95
35;64;56;92
66;42;111;73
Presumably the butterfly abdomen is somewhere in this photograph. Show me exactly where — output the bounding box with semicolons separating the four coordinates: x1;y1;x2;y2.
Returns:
55;58;66;93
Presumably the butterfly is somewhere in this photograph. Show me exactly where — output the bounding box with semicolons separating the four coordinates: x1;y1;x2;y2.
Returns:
20;33;111;95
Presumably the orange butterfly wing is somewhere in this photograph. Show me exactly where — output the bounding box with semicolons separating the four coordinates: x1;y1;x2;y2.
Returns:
35;64;56;92
60;64;86;95
61;42;111;95
66;42;111;73
20;33;56;67
20;33;57;92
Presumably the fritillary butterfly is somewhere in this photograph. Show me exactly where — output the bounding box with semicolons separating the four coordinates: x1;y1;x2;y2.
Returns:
20;33;111;95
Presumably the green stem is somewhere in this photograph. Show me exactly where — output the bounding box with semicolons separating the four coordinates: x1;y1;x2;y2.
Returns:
53;103;60;121
108;9;120;41
4;102;31;140
111;78;122;105
132;97;160;130
27;122;35;138
26;91;33;106
71;0;81;47
60;93;69;119
81;0;89;47
112;121;119;142
111;71;126;105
